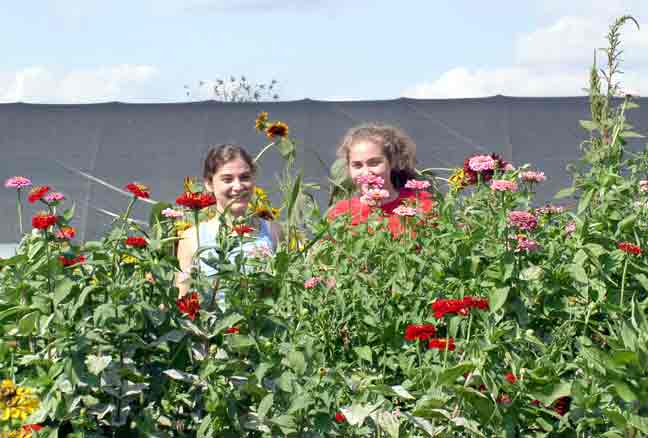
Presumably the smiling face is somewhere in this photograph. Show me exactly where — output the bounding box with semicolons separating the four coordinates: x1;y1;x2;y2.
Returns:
348;140;395;194
205;157;256;216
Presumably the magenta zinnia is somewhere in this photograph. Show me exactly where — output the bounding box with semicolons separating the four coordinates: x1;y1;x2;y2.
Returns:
507;211;538;231
404;179;431;191
490;179;518;192
4;176;32;189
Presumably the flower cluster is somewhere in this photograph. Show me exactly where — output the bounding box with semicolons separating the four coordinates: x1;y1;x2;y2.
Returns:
55;226;76;240
43;192;65;203
0;379;40;421
520;171;546;183
125;236;148;248
403;324;436;341
126;182;150;199
431;296;489;318
304;277;322;289
535;204;564;215
515;235;540;253
356;175;390;207
250;187;280;221
404;179;431;191
176;191;217;210
393;205;417;216
490;179;518;192
427;338;456;351
255;111;269;131
27;185;50;203
161;208;184;219
507;211;538;231
4;176;32;189
176;292;200;321
59;255;86;267
461;153;511;186
31;212;57;230
618;241;642;255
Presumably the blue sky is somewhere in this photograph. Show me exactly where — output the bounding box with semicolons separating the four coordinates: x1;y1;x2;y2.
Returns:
1;0;646;102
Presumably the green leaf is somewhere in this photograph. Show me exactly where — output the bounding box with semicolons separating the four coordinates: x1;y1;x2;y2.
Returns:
276;138;295;160
438;363;475;385
286;172;302;224
489;287;509;312
577;190;593;215
634;273;648;292
226;334;256;351
257;393;273;420
530;381;571;406
520;265;543;281
345;401;382;426
554;186;576;199
286;350;306;375
354;345;373;363
568;263;589;284
628;414;648;434
620;131;645;138
53;277;75;305
616;214;636;234
85;355;112;375
18;311;39;335
613;381;638;402
210;313;244;337
579;120;599;131
270;415;297;435
412;389;451;419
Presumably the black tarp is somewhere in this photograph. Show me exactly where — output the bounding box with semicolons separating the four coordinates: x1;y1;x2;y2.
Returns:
1;96;647;242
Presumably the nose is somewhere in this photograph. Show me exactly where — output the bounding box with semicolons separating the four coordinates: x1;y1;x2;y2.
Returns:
231;179;243;192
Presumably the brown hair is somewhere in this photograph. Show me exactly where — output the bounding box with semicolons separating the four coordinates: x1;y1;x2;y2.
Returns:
203;144;256;181
336;123;417;189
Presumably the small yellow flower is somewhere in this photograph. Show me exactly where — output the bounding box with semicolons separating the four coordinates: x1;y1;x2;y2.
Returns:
254;187;268;202
0;382;39;422
121;254;138;265
265;121;289;139
174;220;193;235
448;168;466;191
255;112;269;131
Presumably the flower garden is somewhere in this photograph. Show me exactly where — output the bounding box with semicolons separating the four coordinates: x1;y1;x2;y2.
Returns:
2;17;648;438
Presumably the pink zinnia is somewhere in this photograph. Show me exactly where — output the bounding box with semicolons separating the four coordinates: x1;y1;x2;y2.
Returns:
468;155;497;172
565;221;576;235
161;208;184;219
515;235;540;253
304;277;322;289
507;211;538;231
490;180;518;192
4;176;32;189
536;204;564;215
355;174;384;189
404;179;431;191
393;205;417;216
640;180;648;192
360;188;390;206
520;171;546;183
43;192;65;203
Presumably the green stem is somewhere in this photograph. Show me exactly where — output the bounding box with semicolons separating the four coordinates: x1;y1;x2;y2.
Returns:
620;256;629;306
194;210;201;275
466;313;473;343
16;190;24;237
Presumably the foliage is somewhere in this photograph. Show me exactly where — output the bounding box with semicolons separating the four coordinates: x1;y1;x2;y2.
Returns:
1;16;648;438
184;76;280;102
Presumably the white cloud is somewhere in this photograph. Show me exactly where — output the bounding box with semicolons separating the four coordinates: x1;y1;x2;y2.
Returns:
0;65;159;103
404;10;648;98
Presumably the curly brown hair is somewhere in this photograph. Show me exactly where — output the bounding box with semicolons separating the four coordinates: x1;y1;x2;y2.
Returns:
336;123;417;189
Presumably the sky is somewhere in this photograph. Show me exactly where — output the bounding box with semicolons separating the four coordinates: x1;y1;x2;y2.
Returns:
0;0;646;103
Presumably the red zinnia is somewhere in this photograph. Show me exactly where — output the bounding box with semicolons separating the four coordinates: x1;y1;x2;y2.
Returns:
176;292;200;321
32;212;58;229
618;241;642;255
55;226;76;240
28;185;50;203
505;372;517;384
59;255;86;267
335;411;346;423
404;324;437;342
176;192;217;210
431;296;489;318
22;424;44;432
125;236;148;248
428;338;456;351
126;182;150;199
552;396;571;416
232;224;254;236
497;393;512;405
226;326;240;334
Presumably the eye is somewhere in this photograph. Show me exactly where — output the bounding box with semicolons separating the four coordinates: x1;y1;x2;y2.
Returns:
240;174;252;181
351;162;362;169
221;177;233;183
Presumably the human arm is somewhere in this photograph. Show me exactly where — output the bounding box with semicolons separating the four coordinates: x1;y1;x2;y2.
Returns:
175;226;197;298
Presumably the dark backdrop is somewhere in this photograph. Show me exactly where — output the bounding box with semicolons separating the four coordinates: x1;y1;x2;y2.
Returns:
1;96;646;242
